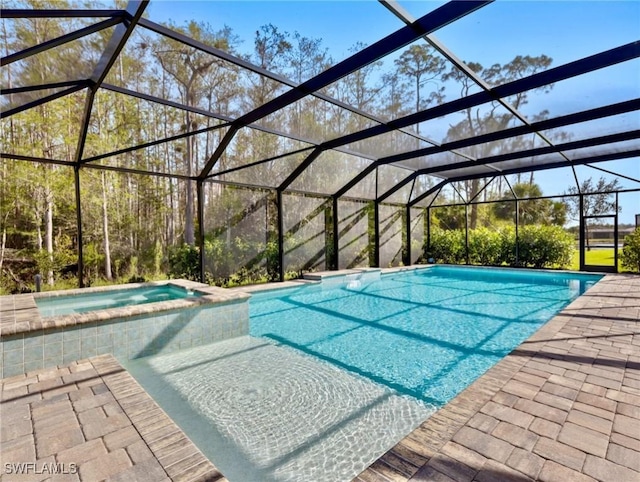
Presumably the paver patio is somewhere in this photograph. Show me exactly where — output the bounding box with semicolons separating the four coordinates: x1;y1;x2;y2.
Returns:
1;273;638;481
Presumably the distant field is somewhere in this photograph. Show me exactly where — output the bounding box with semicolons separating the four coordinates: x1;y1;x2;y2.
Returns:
570;248;615;270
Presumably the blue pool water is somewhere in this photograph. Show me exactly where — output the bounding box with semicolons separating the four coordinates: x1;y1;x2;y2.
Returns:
36;284;199;317
249;266;600;406
123;266;601;481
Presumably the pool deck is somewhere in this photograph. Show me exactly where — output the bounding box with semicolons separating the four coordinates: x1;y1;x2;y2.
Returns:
1;272;638;481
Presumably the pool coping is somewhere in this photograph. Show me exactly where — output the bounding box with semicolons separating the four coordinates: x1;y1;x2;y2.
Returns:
0;279;249;337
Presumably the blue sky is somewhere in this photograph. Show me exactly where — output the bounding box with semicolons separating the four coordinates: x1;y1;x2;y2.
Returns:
146;1;639;222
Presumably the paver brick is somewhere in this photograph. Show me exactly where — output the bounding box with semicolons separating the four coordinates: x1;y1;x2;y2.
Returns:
586;374;622;390
467;413;499;433
440;441;487;472
613;413;640;440
102;425;141;451
538;460;597;482
105;457;168;482
492;422;538;451
557;422;609;457
541;382;579;400
410;465;457;482
451;427;514;463
429;452;480;482
82;412;131;440
533;437;586;471
501;379;539;399
126;439;154;463
529;418;561;440
1;418;32;442
566;409;613;435
610;432;640;452
583;454;640;482
480;401;534;429
606;443;640;472
617;401;640;419
513;398;567;425
473;459;534;482
1;433;36;463
534;391;574;412
35;426;85;458
78;448;132;481
505;447;544;479
57;438;107;465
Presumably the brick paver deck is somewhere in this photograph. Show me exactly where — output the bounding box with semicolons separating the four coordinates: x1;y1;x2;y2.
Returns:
356;274;640;482
1;354;224;481
1;272;638;481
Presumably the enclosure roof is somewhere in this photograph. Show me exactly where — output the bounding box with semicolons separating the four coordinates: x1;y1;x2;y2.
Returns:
2;0;639;205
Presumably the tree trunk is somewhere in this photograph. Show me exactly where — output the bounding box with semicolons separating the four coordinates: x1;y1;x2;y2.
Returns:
101;171;112;280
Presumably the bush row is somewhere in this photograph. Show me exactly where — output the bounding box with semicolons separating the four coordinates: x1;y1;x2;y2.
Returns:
425;225;575;269
620;227;640;273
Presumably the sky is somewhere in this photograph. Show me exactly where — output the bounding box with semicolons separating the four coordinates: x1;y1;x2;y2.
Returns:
143;0;639;222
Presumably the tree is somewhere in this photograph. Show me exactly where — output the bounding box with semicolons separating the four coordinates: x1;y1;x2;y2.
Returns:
442;55;555;229
493;183;568;226
394;45;445;137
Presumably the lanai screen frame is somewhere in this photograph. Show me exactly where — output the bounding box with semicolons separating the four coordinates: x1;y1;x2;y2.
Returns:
2;0;639;286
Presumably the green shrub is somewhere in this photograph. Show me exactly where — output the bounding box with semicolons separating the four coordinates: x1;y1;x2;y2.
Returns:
620;227;640;273
424;224;573;269
517;225;574;268
468;227;502;265
167;244;200;281
426;227;465;264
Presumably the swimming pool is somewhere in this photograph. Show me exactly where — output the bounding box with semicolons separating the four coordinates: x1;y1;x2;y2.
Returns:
123;266;601;481
35;284;200;317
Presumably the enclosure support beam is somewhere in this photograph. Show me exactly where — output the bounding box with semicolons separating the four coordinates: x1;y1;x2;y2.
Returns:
515;200;519;266
579;195;585;271
404;205;411;266
373;201;380;268
197;180;205;283
74;167;84;288
276;190;285;282
332;197;339;270
323;42;640;152
1;17;122;66
426;208;431;261
465;205;470;265
615;193;619;273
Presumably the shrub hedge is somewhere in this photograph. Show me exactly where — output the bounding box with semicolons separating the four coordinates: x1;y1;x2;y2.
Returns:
425;225;574;269
620;227;640;273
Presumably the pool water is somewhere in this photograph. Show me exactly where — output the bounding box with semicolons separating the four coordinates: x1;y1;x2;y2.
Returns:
36;284;199;317
123;266;601;481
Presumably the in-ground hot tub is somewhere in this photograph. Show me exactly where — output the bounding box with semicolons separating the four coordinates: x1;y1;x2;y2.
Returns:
0;280;250;378
36;283;201;317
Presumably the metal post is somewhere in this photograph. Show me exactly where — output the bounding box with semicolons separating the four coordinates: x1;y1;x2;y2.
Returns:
373;201;380;267
465;204;470;265
614;192;619;272
74;166;84;288
426;207;431;262
277;190;284;282
196;180;205;283
579;194;585;271
332;196;339;270
404;205;411;266
515;199;519;266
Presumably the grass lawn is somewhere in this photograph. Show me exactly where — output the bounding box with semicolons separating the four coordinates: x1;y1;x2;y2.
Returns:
570;248;615;270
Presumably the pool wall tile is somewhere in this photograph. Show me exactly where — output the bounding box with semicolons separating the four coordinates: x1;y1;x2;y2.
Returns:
2;295;250;376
